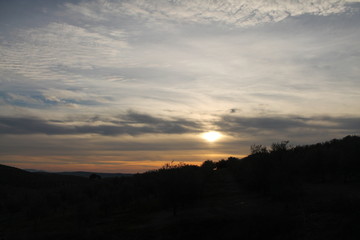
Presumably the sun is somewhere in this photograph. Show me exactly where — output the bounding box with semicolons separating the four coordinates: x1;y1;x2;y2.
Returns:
202;131;222;142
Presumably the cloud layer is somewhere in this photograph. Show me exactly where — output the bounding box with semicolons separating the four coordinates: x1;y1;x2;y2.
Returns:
0;112;202;136
66;0;348;27
216;114;360;136
1;113;358;143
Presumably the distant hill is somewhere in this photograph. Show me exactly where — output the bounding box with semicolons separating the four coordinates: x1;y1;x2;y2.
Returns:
24;168;47;173
24;168;132;178
0;163;87;188
55;171;132;178
0;163;132;189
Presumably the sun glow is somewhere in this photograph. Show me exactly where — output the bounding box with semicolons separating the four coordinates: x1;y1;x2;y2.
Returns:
202;131;222;142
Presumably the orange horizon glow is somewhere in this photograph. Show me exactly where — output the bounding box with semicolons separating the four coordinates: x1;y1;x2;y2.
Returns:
1;153;246;174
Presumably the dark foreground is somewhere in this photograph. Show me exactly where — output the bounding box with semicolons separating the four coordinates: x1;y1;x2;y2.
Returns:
1;136;360;239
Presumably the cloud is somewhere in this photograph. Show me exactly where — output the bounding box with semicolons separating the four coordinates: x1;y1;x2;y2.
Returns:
1;0;358;118
0;91;105;109
215;114;360;138
0;112;202;136
2;112;358;142
0;22;129;82
0;117;72;135
66;0;348;27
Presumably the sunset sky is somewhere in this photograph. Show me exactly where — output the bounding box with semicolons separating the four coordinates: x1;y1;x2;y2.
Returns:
1;0;359;173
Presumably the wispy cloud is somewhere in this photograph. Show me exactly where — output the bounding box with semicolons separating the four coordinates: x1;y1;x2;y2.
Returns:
0;20;132;112
0;112;202;136
1;0;358;116
65;0;348;27
0;22;129;82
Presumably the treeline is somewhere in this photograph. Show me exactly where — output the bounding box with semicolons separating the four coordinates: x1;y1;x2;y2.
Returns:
221;135;360;199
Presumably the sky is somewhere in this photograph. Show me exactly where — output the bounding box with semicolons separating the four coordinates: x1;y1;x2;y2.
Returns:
0;0;359;173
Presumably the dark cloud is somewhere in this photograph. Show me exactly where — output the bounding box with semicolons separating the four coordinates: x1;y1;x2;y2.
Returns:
120;111;164;124
2;114;358;137
215;115;360;136
320;116;360;130
0;112;202;136
0;117;73;135
120;111;200;128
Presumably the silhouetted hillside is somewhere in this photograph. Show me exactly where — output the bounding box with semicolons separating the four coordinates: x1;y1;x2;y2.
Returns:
227;135;360;196
0;163;88;189
0;163;32;184
1;135;360;240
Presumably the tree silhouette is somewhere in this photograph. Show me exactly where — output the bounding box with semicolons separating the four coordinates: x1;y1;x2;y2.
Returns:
250;144;268;155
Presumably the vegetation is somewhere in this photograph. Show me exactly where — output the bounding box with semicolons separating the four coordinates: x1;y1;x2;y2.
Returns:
1;135;360;239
